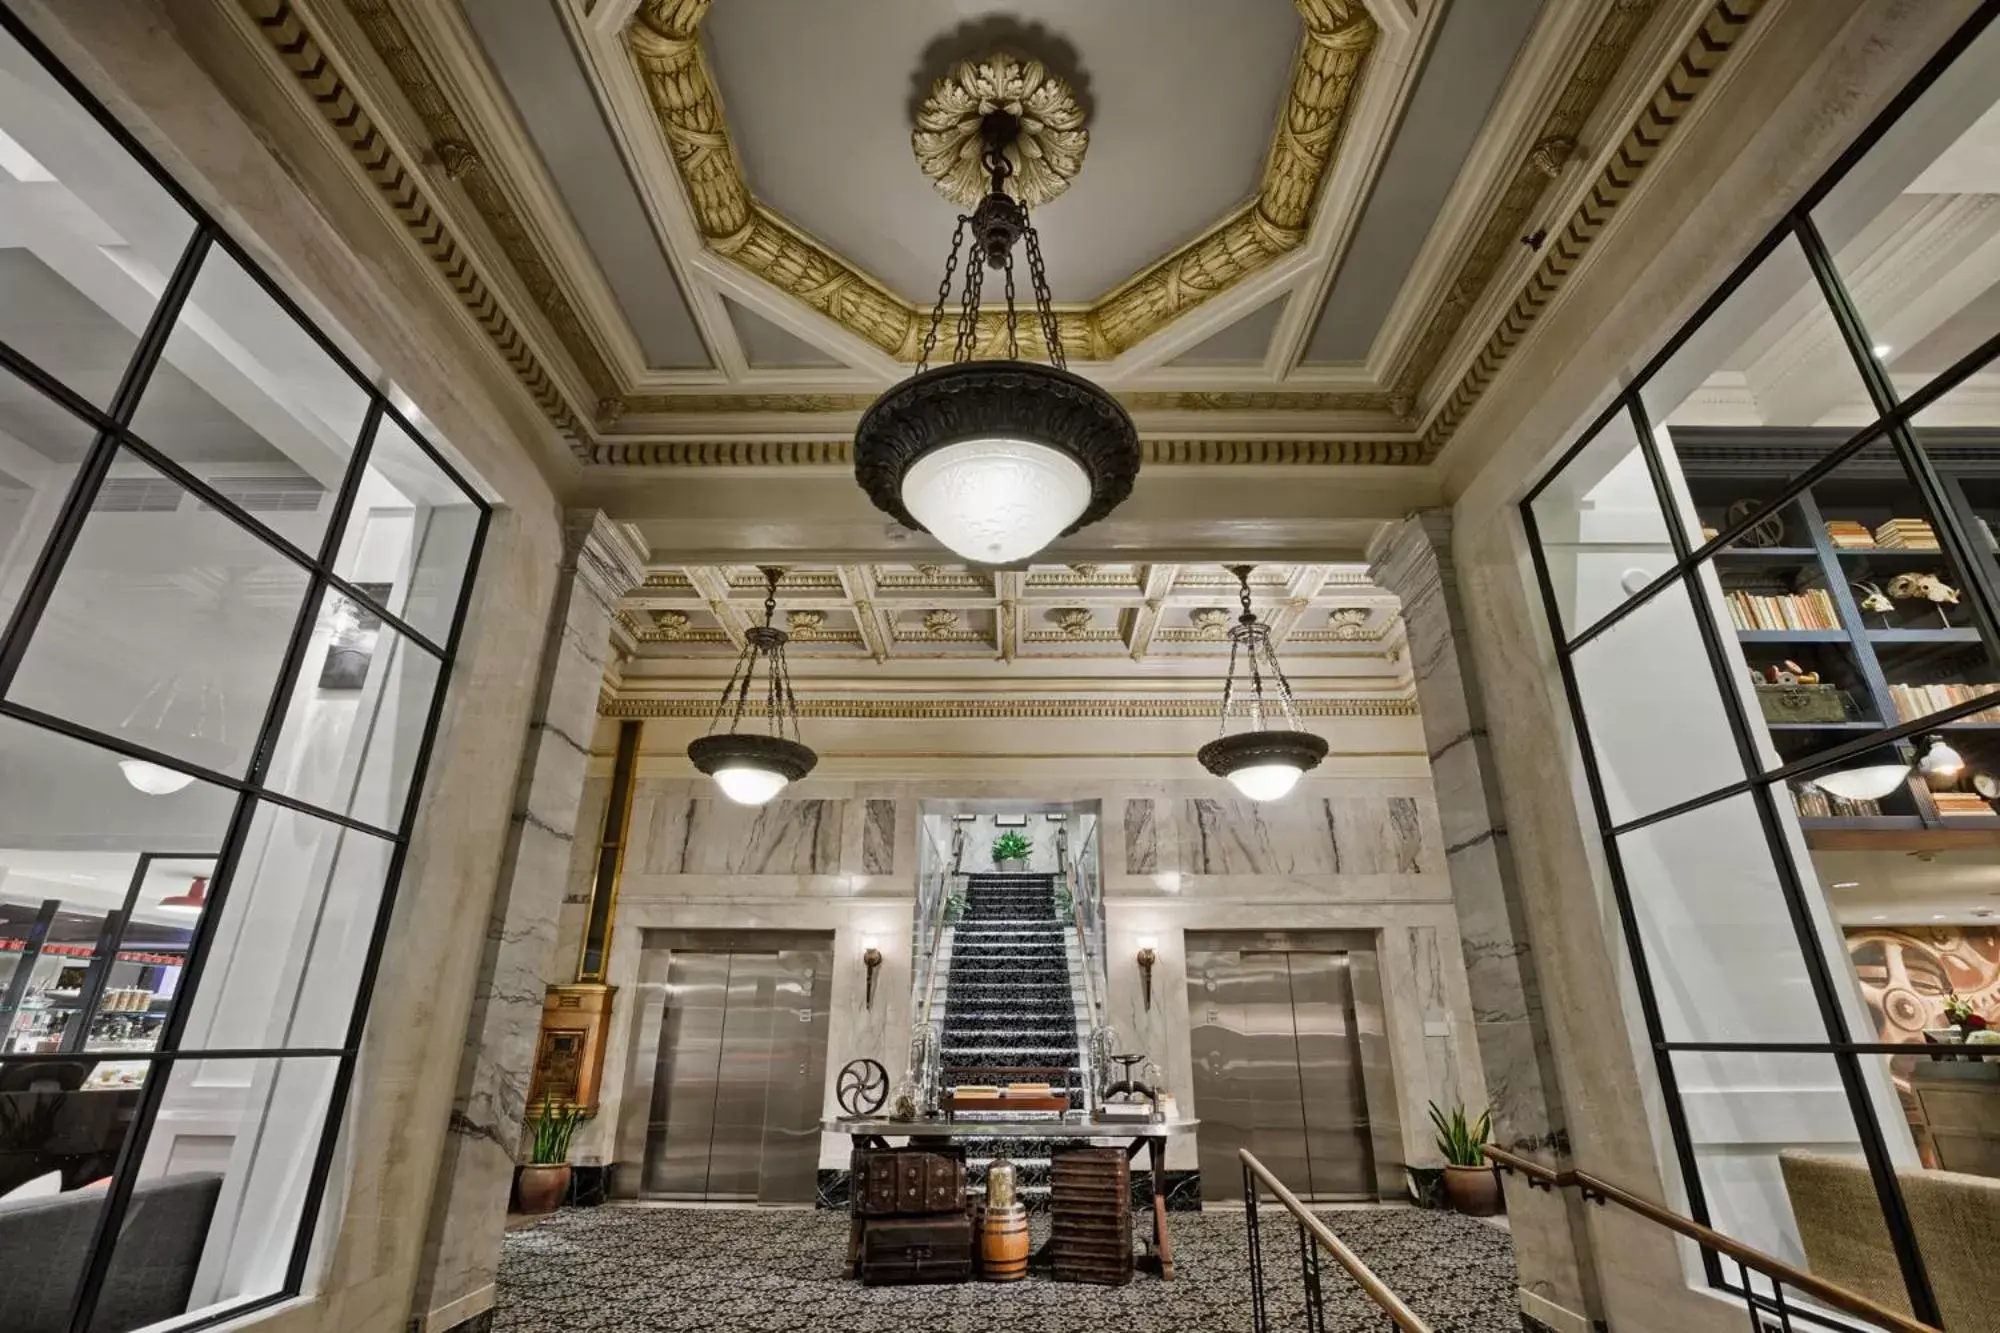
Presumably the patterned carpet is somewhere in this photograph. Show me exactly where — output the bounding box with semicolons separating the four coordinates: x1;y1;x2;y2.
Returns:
493;1205;1520;1332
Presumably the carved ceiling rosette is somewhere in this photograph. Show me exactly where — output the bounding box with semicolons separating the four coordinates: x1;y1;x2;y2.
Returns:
922;608;961;638
913;52;1088;209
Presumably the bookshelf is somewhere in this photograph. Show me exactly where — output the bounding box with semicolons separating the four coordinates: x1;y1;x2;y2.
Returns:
1679;429;2000;837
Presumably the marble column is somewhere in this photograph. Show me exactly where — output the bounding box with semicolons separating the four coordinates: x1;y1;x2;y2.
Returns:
412;511;647;1333
1370;511;1601;1332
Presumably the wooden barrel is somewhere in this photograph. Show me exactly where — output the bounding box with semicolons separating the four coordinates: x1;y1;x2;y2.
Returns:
980;1203;1029;1281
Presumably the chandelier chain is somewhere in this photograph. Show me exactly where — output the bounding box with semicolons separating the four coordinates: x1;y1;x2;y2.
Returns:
1023;220;1065;369
953;239;986;363
917;216;968;375
1003;251;1019;361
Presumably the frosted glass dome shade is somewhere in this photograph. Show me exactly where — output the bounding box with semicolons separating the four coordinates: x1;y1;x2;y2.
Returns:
713;766;790;806
901;438;1092;564
1226;763;1304;802
1812;763;1910;802
119;758;196;795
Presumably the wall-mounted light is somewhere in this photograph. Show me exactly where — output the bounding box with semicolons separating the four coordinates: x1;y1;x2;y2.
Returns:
1137;936;1158;1010
863;936;883;1010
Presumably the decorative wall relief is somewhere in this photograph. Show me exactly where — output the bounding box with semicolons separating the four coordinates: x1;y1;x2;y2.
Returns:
1848;925;2000;1099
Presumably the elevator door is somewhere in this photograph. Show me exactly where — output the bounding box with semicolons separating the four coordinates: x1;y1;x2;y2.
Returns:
642;941;830;1202
1189;944;1376;1201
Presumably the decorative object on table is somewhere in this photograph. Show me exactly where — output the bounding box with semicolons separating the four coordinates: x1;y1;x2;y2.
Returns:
1874;517;1940;551
1723;498;1785;548
1852;581;1895;627
685;567;817;805
861;938;883;1009
979;1159;1029;1282
1943;992;1990;1037
1086;1023;1121;1109
990;830;1031;871
1136;936;1157;1010
1918;735;1966;792
517;1097;585;1215
1429;1100;1500;1217
1885;571;1961;627
1051;1147;1134;1285
855;79;1138;565
1974;772;2000;800
854;1147;966;1217
1196;563;1328;802
1143;1060;1167;1124
1096;1052;1155;1123
836;1059;889;1117
1754;675;1850;725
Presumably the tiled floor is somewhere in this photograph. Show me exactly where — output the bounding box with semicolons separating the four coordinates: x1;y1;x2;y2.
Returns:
493;1203;1520;1332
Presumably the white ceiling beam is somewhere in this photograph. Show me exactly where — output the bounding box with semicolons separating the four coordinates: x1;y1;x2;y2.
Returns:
836;564;892;662
684;566;749;650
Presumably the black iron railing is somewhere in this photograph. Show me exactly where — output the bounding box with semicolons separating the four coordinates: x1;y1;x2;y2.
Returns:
1240;1149;1431;1332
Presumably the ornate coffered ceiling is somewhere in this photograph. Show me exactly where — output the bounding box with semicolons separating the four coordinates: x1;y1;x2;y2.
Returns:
616;560;1402;666
232;0;1770;471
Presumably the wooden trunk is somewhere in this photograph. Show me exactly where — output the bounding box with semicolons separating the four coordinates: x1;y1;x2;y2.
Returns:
1050;1148;1134;1286
851;1147;966;1217
859;1213;974;1286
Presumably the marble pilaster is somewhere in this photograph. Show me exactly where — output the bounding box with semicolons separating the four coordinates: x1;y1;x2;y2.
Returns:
1369;511;1599;1328
413;512;647;1331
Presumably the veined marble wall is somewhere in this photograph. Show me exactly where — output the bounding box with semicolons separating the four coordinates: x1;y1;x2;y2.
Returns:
570;745;1485;1186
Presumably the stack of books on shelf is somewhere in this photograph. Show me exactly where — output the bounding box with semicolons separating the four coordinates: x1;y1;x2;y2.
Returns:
1793;786;1883;819
1930;791;1995;818
1725;588;1840;631
1888;682;2000;723
1875;517;1940;550
1825;520;1875;549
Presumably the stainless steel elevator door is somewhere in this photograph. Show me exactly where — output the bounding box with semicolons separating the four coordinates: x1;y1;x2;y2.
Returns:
641;941;830;1203
1188;943;1377;1201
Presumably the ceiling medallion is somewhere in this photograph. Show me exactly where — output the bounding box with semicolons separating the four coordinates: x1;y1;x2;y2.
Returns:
1197;565;1328;803
912;53;1088;209
857;93;1139;565
686;567;817;806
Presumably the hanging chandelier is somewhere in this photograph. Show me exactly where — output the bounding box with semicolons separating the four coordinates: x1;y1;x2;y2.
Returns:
1197;565;1328;802
686;567;817;805
854;92;1138;565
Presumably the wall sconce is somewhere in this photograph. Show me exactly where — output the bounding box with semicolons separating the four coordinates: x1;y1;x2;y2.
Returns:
862;936;883;1009
1137;936;1158;1011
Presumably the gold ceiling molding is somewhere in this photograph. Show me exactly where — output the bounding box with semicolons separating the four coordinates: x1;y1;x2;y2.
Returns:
1385;0;1662;411
240;0;587;447
581;437;1421;467
1420;0;1766;458
598;694;1418;720
624;0;1377;364
914;54;1088;209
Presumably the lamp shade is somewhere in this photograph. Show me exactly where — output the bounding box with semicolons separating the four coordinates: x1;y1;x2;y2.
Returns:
119;758;196;796
1812;763;1911;802
901;437;1091;564
688;732;816;807
157;877;208;915
1198;729;1329;803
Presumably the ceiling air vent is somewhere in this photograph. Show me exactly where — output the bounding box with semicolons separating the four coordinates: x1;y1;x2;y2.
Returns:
91;477;184;512
201;474;328;513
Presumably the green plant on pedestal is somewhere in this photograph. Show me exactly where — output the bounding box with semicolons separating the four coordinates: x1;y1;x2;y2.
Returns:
991;831;1031;868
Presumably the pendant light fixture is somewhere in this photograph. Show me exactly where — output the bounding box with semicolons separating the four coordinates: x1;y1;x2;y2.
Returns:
156;876;209;916
686;567;817;805
1197;565;1328;802
854;103;1138;565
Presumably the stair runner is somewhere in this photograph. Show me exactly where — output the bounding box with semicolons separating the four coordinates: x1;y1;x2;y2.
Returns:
942;872;1086;1207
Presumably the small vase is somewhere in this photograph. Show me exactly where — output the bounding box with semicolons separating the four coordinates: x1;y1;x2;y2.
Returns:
517;1163;571;1215
1443;1164;1502;1217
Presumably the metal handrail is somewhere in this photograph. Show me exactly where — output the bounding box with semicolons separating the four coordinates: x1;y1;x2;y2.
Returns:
1485;1147;1937;1333
1240;1149;1432;1332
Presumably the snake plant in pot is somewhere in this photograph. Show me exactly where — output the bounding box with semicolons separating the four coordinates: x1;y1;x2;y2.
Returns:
518;1097;586;1215
1430;1100;1499;1216
991;830;1031;871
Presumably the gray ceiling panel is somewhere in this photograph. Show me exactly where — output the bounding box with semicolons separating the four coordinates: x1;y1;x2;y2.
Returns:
1166;295;1287;366
463;0;712;369
723;298;842;368
1303;0;1542;364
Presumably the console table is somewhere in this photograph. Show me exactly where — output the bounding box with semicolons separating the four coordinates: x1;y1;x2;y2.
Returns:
826;1116;1199;1280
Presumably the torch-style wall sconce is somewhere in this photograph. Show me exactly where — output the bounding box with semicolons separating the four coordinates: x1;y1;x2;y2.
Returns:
1137;936;1158;1010
863;936;883;1009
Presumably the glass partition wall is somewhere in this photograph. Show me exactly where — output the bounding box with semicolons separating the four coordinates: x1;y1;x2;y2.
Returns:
1523;12;2000;1328
0;10;487;1333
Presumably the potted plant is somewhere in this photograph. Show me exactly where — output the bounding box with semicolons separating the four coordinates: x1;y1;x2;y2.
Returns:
518;1097;585;1215
1429;1100;1499;1216
991;831;1031;871
1944;991;1990;1038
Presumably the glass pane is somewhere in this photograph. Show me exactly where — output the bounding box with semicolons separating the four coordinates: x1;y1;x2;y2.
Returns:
1671;1050;1920;1307
6;446;311;778
1638;236;1879;512
97;1055;340;1329
0;1049;151;1329
265;586;443;829
1619;793;1841;1043
128;247;368;557
1530;407;1677;639
0;25;197;409
0;373;98;631
174;800;392;1051
1810;19;2000;402
1571;578;1750;823
332;414;479;645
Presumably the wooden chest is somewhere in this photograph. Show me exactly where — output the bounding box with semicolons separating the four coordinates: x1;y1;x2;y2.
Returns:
1050;1148;1133;1285
852;1147;965;1217
859;1213;974;1286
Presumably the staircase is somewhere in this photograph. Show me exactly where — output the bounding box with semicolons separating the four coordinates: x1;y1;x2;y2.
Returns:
940;872;1087;1206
